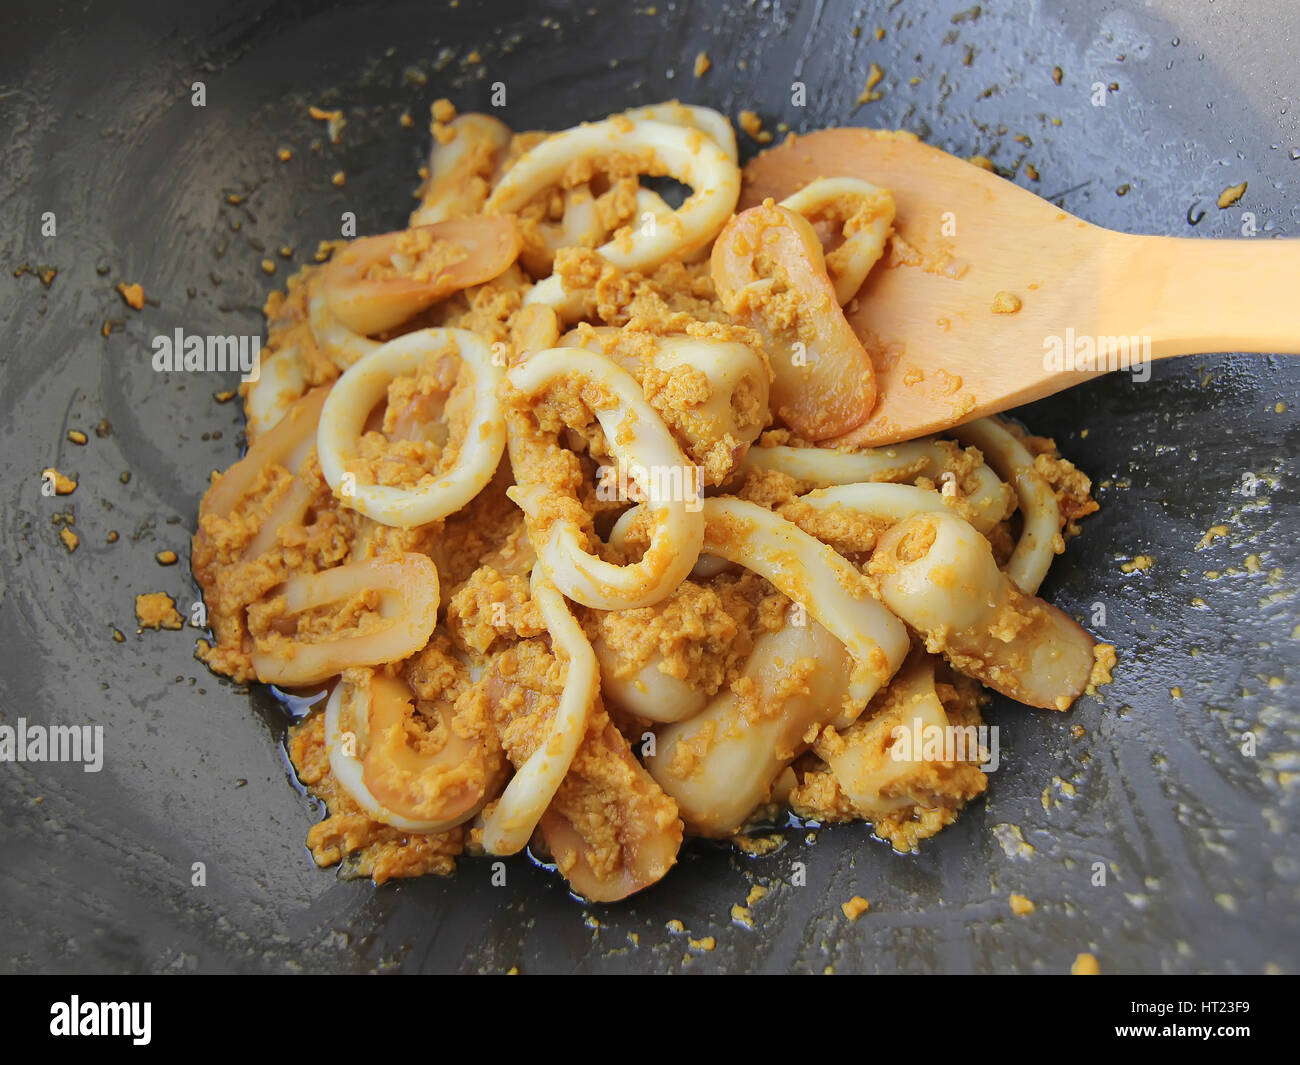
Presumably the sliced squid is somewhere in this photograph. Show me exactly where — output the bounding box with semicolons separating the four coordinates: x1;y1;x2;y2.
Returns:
310;218;520;369
744;439;1012;533
649;617;855;836
480;570;598;856
780;177;895;305
559;326;770;483
410;113;513;226
200;386;329;522
870;511;1096;710
815;655;985;820
950;417;1062;595
245;342;307;441
249;554;441;686
620;102;738;163
538;718;684;902
698;496;909;720
486;116;740;317
316;328;506;528
503;347;704;609
324;668;493;832
792;480;1003;539
711;200;876;441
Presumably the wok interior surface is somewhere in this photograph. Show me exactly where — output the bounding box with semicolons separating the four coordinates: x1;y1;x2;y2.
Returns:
1;0;1297;973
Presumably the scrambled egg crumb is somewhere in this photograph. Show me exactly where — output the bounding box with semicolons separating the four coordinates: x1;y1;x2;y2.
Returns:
43;467;77;494
688;935;716;951
331;171;346;187
116;282;145;310
693;51;711;77
666;919;686;934
746;885;768;906
399;111;414;129
991;290;1022;314
1009;892;1036;916
59;527;79;553
840;895;871;921
1024;162;1040;181
135;592;184;631
156;550;178;566
1196;525;1229;550
738;109;772;144
277;146;292;162
1087;643;1116;694
855;63;884;106
308;105;346;144
1120;554;1154;573
1217;182;1247;208
731;904;754;928
1071;952;1101;975
67;430;87;445
968;154;995;171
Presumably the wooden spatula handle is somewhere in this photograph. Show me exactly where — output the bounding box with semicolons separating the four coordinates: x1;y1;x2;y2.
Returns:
1109;233;1300;356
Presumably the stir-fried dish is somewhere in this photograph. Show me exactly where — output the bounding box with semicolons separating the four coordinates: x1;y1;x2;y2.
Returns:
192;100;1114;901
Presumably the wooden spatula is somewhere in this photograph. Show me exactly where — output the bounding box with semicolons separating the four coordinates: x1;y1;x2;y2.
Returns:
740;127;1300;447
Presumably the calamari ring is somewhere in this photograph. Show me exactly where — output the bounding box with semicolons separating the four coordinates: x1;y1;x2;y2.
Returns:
648;616;854;837
950;417;1062;594
486;117;740;317
794;480;1005;537
249;554;440;686
711;200;876;441
870;511;1096;709
317;328;506;529
559;327;770;483
480;569;598;856
503;347;704;610
324;669;489;833
245;342;307;442
620;101;738;163
410;113;513;226
612;496;909;722
743;439;1012;533
200;386;329;522
814;655;976;820
310;218;521;369
780;176;895;305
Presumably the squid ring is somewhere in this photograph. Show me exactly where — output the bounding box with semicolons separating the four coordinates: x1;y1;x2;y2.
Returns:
480;569;598;856
950;417;1061;594
249;554;441;686
504;347;704;610
744;439;1012;533
317;328;506;529
486;117;740;316
711;200;876;441
410;113;513;226
310;218;520;369
620;102;738;163
780;176;895;305
324;668;489;833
